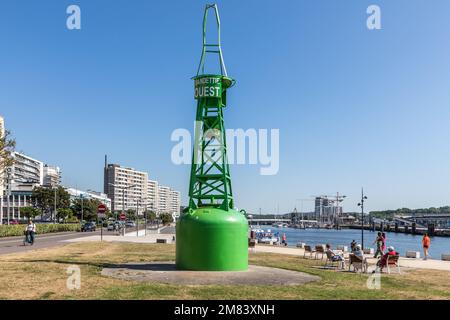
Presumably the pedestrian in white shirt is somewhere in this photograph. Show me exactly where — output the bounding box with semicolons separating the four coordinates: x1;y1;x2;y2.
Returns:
24;219;36;245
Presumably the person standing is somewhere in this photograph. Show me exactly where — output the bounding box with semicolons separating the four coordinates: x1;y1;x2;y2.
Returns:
282;233;287;246
381;232;386;253
373;232;383;258
422;233;431;260
350;239;357;252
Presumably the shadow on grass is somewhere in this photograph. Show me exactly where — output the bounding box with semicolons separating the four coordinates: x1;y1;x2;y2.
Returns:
6;259;177;272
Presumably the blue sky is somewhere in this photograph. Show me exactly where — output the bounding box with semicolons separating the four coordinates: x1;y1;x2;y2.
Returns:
1;0;450;214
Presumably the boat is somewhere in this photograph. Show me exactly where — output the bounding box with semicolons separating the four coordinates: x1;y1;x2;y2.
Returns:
259;235;279;245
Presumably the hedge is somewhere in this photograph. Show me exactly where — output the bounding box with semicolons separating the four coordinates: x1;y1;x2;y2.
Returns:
0;223;81;237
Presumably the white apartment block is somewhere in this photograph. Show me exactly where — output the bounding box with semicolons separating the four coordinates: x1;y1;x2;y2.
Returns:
0;115;5;197
104;164;148;213
104;163;181;215
66;188;112;210
157;185;180;215
43;165;61;187
10;152;44;193
147;179;159;212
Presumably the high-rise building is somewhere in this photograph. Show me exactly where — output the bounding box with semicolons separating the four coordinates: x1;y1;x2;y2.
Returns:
147;179;159;212
157;185;170;213
169;189;181;217
43;165;61;187
157;185;181;215
314;196;343;225
104;160;182;215
104;164;148;213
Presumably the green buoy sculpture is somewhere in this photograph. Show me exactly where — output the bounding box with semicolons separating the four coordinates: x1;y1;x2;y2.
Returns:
176;4;248;271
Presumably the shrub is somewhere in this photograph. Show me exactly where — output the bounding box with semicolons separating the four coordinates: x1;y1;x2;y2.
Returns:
0;223;81;237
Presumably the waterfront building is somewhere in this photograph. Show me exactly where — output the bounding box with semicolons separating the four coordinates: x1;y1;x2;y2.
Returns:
315;196;343;225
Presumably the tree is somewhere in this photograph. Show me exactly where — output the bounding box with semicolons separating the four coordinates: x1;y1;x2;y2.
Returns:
160;213;173;225
32;186;71;220
71;198;102;222
57;208;74;222
146;210;157;223
0;130;16;172
20;206;40;220
126;209;136;221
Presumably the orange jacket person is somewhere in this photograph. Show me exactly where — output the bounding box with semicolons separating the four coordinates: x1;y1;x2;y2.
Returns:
422;233;431;260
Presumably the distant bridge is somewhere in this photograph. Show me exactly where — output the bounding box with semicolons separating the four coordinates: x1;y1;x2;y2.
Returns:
248;218;291;224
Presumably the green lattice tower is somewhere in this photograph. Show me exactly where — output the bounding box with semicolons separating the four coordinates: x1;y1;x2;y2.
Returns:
176;4;248;271
189;4;234;211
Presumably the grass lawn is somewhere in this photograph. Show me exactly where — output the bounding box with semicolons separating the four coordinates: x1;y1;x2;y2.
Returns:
0;242;449;300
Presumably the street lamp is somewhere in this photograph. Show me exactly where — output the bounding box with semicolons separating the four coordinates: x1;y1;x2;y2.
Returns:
357;188;368;249
80;193;84;225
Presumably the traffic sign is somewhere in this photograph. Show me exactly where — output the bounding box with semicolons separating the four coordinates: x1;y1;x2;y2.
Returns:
97;204;107;218
120;213;126;221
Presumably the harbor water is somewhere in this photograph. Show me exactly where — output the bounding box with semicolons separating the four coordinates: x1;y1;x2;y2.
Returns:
266;227;450;259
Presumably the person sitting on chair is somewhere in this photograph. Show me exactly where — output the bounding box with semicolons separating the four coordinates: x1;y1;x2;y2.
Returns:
375;246;397;273
325;244;346;268
350;240;357;252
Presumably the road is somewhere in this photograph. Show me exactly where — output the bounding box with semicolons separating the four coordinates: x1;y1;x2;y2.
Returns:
0;226;144;256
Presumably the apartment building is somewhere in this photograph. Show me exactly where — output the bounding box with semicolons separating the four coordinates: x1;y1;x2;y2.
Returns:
9;152;44;193
43;165;61;187
147;179;159;212
0;115;5;197
66;188;112;210
104;164;148;213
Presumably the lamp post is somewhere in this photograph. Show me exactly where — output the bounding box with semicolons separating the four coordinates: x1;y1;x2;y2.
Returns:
357;188;368;249
5;168;12;225
334;193;346;230
80;193;84;225
136;198;140;237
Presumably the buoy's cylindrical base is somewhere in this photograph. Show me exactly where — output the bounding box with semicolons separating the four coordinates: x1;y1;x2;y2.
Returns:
176;207;248;271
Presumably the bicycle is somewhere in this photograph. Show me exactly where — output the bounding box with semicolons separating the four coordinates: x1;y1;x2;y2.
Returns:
23;231;35;246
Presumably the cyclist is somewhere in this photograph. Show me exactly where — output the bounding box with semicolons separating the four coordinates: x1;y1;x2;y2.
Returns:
24;219;36;245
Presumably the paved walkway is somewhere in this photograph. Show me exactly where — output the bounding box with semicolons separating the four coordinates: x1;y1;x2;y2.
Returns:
101;261;320;285
63;228;174;244
253;245;450;271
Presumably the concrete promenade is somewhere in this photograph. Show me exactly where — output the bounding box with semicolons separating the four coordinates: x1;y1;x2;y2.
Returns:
63;227;175;244
254;245;450;271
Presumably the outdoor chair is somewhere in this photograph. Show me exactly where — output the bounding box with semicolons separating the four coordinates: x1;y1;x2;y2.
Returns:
315;245;325;260
248;239;256;253
324;251;345;269
348;253;368;273
386;254;401;274
303;245;315;259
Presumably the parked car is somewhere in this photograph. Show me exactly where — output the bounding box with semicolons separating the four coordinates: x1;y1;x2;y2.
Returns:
81;222;96;232
125;221;136;228
107;223;115;231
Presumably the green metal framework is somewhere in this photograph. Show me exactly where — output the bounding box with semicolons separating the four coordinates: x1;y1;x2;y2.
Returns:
188;4;235;211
